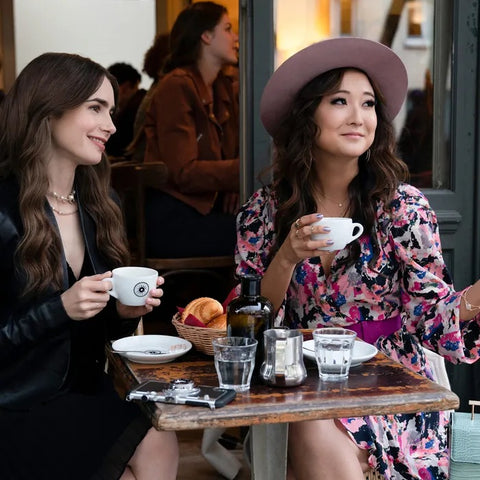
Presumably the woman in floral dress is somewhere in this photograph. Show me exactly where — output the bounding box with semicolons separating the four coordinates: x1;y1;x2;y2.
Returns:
235;37;480;479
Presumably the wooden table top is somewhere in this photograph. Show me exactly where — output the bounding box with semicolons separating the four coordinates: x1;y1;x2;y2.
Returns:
107;347;459;431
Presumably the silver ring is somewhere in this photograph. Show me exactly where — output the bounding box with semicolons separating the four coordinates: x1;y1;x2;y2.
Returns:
295;229;301;239
294;218;301;229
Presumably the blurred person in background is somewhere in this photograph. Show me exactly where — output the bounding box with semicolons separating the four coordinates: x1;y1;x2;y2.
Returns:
106;62;146;158
144;1;239;258
126;33;170;164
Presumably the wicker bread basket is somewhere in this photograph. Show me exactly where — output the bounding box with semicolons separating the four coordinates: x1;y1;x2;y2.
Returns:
172;313;226;356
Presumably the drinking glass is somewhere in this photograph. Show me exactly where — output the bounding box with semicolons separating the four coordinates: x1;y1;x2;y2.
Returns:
212;337;257;392
313;328;357;381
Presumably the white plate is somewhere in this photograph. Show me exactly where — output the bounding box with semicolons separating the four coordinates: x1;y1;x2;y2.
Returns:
111;335;192;364
303;339;378;367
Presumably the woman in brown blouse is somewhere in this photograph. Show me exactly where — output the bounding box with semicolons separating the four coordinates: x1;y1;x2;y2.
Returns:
144;1;239;258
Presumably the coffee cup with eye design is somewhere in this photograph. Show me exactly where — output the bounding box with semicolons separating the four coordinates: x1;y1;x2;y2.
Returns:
105;266;158;306
311;217;364;252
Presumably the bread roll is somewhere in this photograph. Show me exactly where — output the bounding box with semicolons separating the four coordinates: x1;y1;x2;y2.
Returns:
207;313;227;330
181;297;223;325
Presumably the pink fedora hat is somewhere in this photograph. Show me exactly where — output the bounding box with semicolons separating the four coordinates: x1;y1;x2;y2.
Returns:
260;37;408;137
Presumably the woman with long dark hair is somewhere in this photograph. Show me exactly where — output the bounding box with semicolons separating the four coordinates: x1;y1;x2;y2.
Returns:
0;52;178;479
144;1;239;258
235;37;480;479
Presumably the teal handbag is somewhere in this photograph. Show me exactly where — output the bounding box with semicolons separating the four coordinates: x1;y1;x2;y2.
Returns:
449;400;480;479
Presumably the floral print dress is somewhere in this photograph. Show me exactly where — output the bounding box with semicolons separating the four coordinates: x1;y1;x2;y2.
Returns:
235;183;480;479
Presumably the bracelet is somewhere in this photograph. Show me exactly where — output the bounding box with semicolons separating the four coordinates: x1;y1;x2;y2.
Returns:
461;285;480;312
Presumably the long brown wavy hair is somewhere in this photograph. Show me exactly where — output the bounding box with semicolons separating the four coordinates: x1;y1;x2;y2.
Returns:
0;52;130;299
163;1;227;74
270;67;409;265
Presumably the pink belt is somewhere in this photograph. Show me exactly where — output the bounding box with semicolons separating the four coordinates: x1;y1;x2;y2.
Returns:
348;315;402;345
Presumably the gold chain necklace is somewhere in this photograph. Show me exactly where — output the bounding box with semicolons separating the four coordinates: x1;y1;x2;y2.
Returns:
317;199;350;218
318;193;348;208
49;203;79;216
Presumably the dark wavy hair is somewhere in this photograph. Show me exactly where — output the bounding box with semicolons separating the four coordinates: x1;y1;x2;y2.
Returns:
0;52;130;299
270;67;409;266
143;33;170;82
163;1;227;73
107;62;141;86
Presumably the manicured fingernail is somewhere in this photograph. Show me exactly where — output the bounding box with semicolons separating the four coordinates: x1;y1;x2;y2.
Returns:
326;240;334;245
316;214;323;218
323;227;331;232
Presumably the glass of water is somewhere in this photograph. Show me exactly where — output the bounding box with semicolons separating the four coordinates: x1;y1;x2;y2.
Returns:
212;337;258;392
313;328;357;381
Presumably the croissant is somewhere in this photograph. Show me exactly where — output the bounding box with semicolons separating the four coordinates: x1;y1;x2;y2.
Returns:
181;297;224;326
207;313;227;330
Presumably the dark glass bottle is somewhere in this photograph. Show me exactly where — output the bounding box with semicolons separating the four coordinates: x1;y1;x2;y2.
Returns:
227;274;274;372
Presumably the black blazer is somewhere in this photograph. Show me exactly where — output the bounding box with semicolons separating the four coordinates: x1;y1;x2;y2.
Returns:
0;177;138;409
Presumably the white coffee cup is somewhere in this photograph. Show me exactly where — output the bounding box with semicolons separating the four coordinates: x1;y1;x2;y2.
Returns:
106;266;158;306
311;217;364;252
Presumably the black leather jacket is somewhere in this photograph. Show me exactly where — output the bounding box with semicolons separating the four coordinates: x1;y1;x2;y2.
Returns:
0;178;138;409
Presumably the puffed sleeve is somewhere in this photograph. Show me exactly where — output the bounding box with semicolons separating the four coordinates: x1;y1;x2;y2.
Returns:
235;186;277;276
389;185;480;363
233;187;287;326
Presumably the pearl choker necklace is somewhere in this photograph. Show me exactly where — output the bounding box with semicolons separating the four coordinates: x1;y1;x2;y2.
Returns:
47;189;77;215
47;190;76;204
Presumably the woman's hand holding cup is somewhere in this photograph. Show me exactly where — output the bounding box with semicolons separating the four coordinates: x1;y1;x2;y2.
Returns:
61;272;115;321
310;217;364;251
61;268;165;321
116;274;164;319
282;214;329;264
103;266;164;319
282;213;364;265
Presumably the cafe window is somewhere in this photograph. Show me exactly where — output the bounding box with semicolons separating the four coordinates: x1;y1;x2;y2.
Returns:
408;1;423;36
274;0;452;190
404;1;431;49
339;0;352;35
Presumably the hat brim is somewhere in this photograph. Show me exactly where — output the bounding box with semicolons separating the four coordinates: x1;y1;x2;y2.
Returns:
260;37;408;137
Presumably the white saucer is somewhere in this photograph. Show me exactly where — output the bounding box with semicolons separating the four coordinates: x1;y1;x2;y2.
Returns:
111;335;192;364
303;339;378;367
